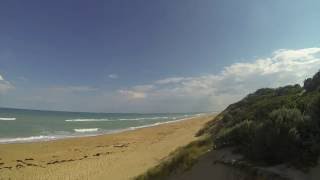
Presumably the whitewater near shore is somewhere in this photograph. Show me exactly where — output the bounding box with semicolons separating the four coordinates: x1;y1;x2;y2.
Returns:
0;114;213;180
0;108;206;144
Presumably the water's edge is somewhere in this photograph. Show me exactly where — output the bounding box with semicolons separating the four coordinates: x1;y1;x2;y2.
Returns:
0;114;209;144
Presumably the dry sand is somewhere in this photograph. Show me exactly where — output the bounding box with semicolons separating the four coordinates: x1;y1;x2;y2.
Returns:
0;115;214;180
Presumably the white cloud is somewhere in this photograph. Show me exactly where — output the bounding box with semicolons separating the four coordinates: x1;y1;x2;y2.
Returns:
155;77;185;84
0;74;14;94
117;48;320;111
108;74;118;79
118;90;147;99
118;85;154;99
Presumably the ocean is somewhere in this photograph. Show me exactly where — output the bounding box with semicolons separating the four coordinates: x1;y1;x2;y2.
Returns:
0;108;204;144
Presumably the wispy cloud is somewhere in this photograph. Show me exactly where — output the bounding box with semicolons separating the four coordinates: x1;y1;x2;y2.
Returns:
17;76;28;82
108;74;118;79
117;48;320;111
118;90;147;99
0;74;14;94
155;77;185;85
118;85;154;99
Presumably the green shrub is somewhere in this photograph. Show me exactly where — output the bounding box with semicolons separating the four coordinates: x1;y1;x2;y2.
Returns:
297;97;320;166
199;71;320;168
304;70;320;92
215;119;255;149
214;108;306;164
248;108;303;164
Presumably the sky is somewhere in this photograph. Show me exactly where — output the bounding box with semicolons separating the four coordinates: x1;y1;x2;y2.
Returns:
0;0;320;113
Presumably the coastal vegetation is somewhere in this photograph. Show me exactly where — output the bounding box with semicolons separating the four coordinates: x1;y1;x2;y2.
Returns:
199;70;320;168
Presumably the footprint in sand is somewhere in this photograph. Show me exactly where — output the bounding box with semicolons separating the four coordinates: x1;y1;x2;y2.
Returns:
113;143;129;148
93;153;101;157
16;164;24;169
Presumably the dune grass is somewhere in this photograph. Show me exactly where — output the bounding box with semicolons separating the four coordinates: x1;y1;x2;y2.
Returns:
134;135;212;180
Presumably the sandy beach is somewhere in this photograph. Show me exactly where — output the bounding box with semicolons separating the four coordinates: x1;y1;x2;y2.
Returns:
0;114;214;180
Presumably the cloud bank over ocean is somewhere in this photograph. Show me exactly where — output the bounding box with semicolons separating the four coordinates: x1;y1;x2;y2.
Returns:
2;48;320;112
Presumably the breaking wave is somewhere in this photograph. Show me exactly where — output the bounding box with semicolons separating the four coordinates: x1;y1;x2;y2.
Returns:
0;135;56;143
0;117;16;121
65;119;111;122
74;128;99;133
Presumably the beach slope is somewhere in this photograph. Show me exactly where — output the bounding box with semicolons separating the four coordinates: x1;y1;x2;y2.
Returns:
0;115;213;180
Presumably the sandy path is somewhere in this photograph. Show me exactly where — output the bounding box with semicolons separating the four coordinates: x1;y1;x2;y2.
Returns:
0;115;213;180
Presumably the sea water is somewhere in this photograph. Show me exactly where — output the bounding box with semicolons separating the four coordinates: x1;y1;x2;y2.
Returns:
0;108;204;143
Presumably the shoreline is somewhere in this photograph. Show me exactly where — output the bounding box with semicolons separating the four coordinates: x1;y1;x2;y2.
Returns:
0;114;214;180
0;113;210;144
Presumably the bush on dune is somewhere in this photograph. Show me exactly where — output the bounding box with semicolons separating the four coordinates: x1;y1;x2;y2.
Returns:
248;108;303;164
203;70;320;168
304;71;320;92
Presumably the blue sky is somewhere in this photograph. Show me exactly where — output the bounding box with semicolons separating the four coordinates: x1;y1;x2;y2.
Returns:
1;0;320;112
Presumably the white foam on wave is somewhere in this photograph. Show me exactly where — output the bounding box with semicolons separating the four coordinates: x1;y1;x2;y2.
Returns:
119;116;169;121
194;113;205;116
74;128;99;133
0;113;208;144
0;117;16;121
65;118;111;122
126;116;202;131
65;116;186;122
0;135;56;143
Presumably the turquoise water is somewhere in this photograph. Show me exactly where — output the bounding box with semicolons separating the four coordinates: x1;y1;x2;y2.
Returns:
0;108;203;143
